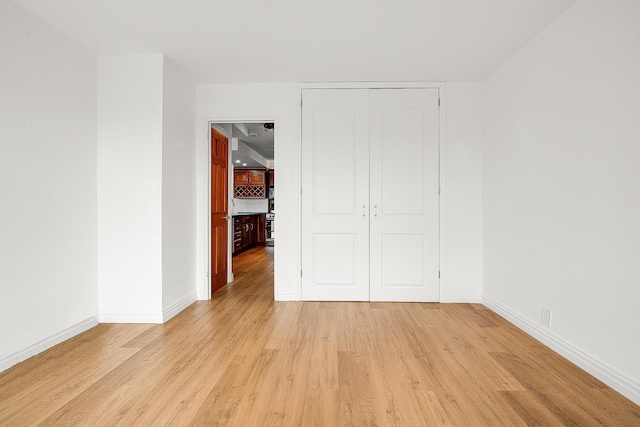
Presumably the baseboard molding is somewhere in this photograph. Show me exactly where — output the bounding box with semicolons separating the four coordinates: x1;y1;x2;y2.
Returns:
163;292;197;322
276;292;299;301
98;309;163;324
197;289;209;300
0;316;99;373
441;293;482;303
483;296;640;406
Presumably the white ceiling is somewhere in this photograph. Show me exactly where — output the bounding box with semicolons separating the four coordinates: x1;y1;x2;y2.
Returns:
230;123;275;169
240;125;275;160
11;0;577;83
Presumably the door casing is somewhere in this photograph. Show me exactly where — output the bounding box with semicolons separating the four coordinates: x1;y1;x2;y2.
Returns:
207;120;278;299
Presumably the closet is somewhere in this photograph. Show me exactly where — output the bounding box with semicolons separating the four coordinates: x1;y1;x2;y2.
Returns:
301;88;440;302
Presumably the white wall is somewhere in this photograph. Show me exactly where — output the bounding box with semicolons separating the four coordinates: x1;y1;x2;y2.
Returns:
482;0;640;404
161;58;198;319
196;83;483;302
0;0;98;370
97;55;164;322
443;83;483;301
196;84;300;300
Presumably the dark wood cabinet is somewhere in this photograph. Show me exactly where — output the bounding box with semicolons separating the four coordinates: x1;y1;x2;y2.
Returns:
255;214;265;244
234;169;266;198
233;217;246;255
248;170;265;186
234;169;265;186
234;170;250;186
268;169;275;188
233;214;266;256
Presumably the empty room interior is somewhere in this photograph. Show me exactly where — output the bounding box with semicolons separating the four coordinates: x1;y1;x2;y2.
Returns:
1;0;639;425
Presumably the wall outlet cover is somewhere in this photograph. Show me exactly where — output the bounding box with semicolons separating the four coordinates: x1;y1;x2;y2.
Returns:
542;307;552;327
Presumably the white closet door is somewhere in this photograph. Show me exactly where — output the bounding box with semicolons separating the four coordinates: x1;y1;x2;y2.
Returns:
369;89;440;302
301;89;371;301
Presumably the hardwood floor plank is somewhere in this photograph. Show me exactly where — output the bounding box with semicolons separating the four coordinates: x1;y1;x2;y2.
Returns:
1;246;638;426
491;351;606;426
409;390;455;427
188;385;243;427
300;388;339;427
337;351;386;426
306;306;339;390
499;390;566;427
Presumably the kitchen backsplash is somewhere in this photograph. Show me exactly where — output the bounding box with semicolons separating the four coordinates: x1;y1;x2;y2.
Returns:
232;198;269;213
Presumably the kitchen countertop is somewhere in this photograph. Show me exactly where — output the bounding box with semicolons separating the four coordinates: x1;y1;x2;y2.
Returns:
232;212;267;217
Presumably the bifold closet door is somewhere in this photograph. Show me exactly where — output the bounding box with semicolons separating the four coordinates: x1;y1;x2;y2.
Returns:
301;89;371;301
369;89;440;302
301;88;439;302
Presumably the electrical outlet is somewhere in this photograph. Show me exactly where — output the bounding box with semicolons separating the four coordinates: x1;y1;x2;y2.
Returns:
542;307;552;327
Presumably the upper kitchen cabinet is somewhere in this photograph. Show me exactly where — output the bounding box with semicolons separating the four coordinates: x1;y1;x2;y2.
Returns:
234;168;266;198
248;169;266;186
234;170;250;186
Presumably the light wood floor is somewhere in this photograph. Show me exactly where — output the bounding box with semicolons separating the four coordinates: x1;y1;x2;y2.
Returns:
1;247;639;426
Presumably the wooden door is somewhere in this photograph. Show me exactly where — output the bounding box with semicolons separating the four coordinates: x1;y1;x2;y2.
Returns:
301;89;371;301
369;89;440;302
211;129;229;294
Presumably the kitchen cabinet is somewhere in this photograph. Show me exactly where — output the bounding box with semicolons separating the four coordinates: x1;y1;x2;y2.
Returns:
234;170;250;186
234;169;266;198
234;169;265;186
255;214;265;244
233;214;266;256
268;169;274;188
233;218;243;254
249;170;266;186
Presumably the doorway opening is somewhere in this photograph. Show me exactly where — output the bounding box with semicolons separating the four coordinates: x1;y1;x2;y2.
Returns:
208;121;275;297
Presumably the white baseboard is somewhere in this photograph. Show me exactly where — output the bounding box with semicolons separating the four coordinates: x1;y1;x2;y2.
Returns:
163;292;197;322
275;292;299;301
98;309;163;324
0;316;99;373
441;293;482;303
483;296;640;406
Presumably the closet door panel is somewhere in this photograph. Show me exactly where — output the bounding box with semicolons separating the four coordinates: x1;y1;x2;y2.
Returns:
313;108;357;215
301;89;370;301
381;106;426;215
369;89;440;302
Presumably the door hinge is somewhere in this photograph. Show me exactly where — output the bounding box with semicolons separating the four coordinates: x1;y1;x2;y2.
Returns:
301;99;303;107
438;98;441;107
300;187;303;195
438;187;441;195
438;271;441;278
300;270;303;277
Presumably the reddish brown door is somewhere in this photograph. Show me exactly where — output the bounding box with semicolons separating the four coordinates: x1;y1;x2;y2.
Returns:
211;129;229;294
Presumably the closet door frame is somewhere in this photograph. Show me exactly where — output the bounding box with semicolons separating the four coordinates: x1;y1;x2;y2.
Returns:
297;82;447;302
